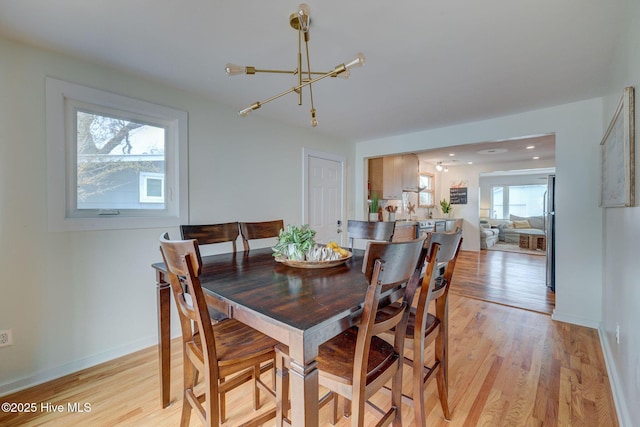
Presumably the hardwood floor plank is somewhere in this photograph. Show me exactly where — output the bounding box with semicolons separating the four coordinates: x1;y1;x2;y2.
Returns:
0;295;617;426
450;249;554;314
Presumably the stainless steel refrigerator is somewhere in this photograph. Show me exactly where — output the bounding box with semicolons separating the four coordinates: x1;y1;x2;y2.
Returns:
544;175;556;291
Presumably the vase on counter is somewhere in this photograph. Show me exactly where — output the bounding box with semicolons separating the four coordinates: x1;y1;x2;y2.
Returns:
369;213;378;222
388;212;395;222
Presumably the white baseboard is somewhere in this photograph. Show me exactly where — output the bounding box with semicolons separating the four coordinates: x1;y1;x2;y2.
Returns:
598;324;631;427
0;335;158;397
551;309;600;329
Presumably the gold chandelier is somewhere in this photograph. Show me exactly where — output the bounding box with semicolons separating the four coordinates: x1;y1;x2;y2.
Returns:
225;3;365;127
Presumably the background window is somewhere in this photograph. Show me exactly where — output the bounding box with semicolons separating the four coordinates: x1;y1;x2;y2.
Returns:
491;184;546;218
418;173;435;208
46;78;188;231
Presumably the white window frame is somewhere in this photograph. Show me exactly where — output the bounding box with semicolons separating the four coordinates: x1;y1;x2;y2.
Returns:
46;78;188;231
139;172;165;203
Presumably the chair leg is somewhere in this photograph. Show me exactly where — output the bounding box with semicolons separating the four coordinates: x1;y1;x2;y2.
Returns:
181;353;196;427
220;390;226;424
435;325;451;420
390;366;403;427
275;350;290;427
252;363;261;410
435;365;451;420
413;343;427;427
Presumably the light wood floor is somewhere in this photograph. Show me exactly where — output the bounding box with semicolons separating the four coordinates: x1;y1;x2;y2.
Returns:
0;294;616;426
451;249;555;314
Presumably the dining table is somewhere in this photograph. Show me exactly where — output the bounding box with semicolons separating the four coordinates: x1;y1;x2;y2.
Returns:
151;246;405;427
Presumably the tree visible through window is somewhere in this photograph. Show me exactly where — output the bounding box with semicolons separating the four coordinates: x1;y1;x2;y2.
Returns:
76;111;166;210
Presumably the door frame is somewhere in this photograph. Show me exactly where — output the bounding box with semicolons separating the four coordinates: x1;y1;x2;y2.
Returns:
302;148;347;245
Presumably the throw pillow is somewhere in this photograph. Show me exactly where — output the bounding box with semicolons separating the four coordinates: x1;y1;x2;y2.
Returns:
513;219;531;229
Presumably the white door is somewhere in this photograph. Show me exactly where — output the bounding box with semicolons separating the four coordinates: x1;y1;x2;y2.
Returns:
305;152;344;245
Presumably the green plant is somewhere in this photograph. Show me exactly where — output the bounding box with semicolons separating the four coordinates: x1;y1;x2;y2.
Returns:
272;224;316;261
440;198;452;214
369;193;379;214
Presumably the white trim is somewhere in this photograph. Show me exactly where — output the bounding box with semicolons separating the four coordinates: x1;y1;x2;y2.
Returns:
46;77;189;231
302;148;347;245
139;171;165;203
598;324;631;427
550;311;599;329
0;335;158;397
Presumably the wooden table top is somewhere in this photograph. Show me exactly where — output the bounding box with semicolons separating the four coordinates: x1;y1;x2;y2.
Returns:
153;247;370;332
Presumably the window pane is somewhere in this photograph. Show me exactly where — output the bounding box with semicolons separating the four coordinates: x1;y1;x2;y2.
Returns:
76;111;166;210
508;185;546;217
491;186;503;218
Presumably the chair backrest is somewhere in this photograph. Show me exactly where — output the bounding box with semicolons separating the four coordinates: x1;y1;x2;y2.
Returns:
158;233;219;373
180;222;240;253
239;220;284;251
355;237;425;389
415;230;463;330
347;219;395;251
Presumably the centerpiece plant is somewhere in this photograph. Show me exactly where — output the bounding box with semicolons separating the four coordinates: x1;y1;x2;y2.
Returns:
272;224;347;262
440;198;452;216
272;224;316;261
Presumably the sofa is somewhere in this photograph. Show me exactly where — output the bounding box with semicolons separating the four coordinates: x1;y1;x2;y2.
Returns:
480;220;499;249
488;215;545;244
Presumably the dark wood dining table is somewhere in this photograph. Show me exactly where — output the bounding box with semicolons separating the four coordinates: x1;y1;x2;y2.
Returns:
152;247;404;426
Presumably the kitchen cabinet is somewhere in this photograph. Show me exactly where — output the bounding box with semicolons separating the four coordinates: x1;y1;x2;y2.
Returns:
368;154;419;200
401;154;419;191
382;156;403;199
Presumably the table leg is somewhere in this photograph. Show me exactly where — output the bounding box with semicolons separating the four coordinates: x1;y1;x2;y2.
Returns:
156;272;172;408
288;341;320;427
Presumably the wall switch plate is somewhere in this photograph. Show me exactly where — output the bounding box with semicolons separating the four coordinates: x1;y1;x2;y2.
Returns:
0;329;12;347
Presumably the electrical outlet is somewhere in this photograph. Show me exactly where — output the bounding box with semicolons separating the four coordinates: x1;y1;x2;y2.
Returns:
0;329;12;347
615;323;620;344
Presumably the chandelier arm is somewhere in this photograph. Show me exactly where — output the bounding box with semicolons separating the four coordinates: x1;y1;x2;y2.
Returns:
297;28;304;106
303;36;316;126
241;65;346;115
250;69;335;76
252;69;298;74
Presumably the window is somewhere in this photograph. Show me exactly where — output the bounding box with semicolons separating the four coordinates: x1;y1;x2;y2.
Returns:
490;184;546;219
418;173;435;208
139;172;165;204
46;78;188;231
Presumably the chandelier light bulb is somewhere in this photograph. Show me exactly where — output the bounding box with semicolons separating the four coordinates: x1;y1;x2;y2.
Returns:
225;63;246;76
435;162;443;171
238;102;261;117
310;109;318;127
344;53;366;70
238;107;253;117
297;3;310;32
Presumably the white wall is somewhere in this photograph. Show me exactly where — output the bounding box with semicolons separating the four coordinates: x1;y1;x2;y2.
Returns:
599;0;640;424
355;99;604;329
0;37;353;393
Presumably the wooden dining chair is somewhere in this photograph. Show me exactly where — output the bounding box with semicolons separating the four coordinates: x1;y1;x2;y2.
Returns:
159;233;278;427
275;237;425;427
180;222;240;323
346;219;395;251
380;230;463;426
180;222;240;253
239;219;284;251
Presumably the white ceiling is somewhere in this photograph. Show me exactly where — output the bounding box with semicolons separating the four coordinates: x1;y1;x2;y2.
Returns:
0;0;625;149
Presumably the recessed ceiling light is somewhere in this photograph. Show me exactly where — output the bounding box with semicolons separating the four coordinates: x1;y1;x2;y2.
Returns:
477;148;508;155
449;153;455;157
533;156;540;160
526;145;535;150
467;161;473;165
